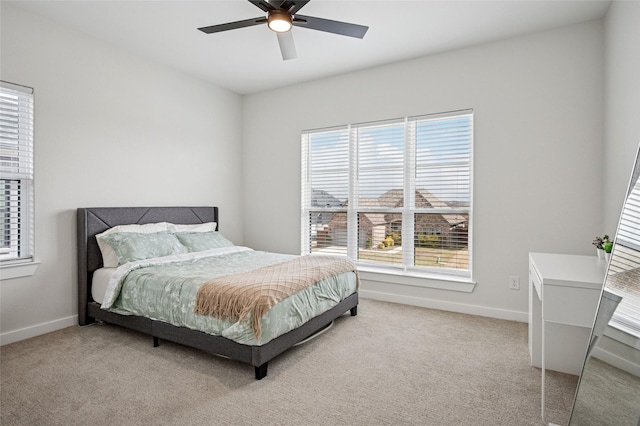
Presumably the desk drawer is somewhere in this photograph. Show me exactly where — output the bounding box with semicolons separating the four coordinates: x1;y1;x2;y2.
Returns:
543;285;601;327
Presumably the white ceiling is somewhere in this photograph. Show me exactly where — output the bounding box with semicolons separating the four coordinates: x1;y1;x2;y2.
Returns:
10;0;611;95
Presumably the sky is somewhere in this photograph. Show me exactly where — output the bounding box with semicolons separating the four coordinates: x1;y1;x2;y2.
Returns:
308;115;472;203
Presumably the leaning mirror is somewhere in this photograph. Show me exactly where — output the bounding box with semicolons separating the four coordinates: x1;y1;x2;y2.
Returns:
569;143;640;426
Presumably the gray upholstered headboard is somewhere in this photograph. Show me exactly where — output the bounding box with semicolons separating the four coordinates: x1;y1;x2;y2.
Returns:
76;206;218;325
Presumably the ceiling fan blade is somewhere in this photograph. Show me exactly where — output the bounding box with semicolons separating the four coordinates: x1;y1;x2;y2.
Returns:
198;17;266;34
293;14;368;39
277;31;297;61
282;1;310;14
248;0;276;13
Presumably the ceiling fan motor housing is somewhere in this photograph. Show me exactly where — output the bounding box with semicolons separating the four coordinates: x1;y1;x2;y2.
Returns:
267;10;293;33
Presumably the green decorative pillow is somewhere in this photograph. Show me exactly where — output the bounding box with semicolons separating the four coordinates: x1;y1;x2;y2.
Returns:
96;222;170;267
101;232;188;265
175;231;234;252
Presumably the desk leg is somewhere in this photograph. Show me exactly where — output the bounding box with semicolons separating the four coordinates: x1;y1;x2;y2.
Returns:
541;316;562;426
542;312;547;424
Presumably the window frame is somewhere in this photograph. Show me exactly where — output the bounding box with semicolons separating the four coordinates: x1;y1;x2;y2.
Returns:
0;80;38;280
301;109;473;284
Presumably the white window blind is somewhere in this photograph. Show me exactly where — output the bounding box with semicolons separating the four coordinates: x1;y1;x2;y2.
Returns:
301;126;350;257
0;81;34;263
413;113;472;271
607;173;640;338
355;119;405;265
302;110;473;278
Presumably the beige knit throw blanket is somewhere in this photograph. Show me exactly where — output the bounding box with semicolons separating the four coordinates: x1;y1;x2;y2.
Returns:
194;255;359;339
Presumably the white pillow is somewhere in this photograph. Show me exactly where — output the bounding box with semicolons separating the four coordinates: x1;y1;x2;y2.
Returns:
168;222;217;233
96;222;170;267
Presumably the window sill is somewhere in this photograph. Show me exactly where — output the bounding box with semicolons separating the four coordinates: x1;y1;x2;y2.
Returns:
608;318;640;341
357;264;476;293
0;260;41;280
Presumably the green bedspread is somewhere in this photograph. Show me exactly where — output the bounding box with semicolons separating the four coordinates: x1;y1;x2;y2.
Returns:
101;247;358;346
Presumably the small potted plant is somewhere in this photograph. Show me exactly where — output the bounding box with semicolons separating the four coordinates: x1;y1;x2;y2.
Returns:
592;234;610;260
592;235;605;259
603;238;613;262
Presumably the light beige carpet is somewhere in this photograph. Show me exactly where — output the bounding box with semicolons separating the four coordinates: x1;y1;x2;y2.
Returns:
0;299;577;425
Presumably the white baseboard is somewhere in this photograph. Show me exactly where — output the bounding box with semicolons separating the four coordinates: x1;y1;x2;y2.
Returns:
359;289;529;323
592;346;640;377
0;315;78;346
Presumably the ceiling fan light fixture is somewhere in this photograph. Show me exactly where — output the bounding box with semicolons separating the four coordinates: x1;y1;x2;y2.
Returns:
267;10;293;33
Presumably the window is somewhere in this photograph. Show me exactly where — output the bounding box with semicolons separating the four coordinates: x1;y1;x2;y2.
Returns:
301;110;473;279
0;81;34;265
607;172;640;338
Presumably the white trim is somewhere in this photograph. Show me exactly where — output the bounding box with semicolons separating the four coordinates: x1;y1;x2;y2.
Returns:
0;83;35;263
0;260;41;280
592;346;640;377
359;267;475;292
0;80;33;94
606;323;640;348
359;289;528;322
0;315;77;346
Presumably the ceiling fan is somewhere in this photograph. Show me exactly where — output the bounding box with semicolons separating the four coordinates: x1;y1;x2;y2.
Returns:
197;0;369;61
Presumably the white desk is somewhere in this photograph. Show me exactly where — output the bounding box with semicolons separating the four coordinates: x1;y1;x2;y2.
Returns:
528;252;607;425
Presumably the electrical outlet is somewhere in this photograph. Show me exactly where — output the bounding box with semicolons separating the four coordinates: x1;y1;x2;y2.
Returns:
509;275;520;290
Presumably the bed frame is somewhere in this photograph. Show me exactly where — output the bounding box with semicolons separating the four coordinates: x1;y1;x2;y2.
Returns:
77;206;358;380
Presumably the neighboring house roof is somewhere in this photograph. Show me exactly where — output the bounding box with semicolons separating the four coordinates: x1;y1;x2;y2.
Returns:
367;188;451;209
416;189;449;209
325;188;468;229
349;188;447;209
311;188;343;208
311;189;346;225
442;214;468;226
376;189;403;208
357;198;382;208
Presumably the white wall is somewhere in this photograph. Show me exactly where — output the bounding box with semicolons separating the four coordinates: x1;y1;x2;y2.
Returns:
242;21;605;320
603;0;640;231
0;4;244;343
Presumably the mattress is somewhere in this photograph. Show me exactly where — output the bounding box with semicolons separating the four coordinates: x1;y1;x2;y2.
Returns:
101;247;358;346
92;267;116;304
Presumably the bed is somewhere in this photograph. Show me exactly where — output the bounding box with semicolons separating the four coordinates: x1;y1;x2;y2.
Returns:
77;206;359;380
